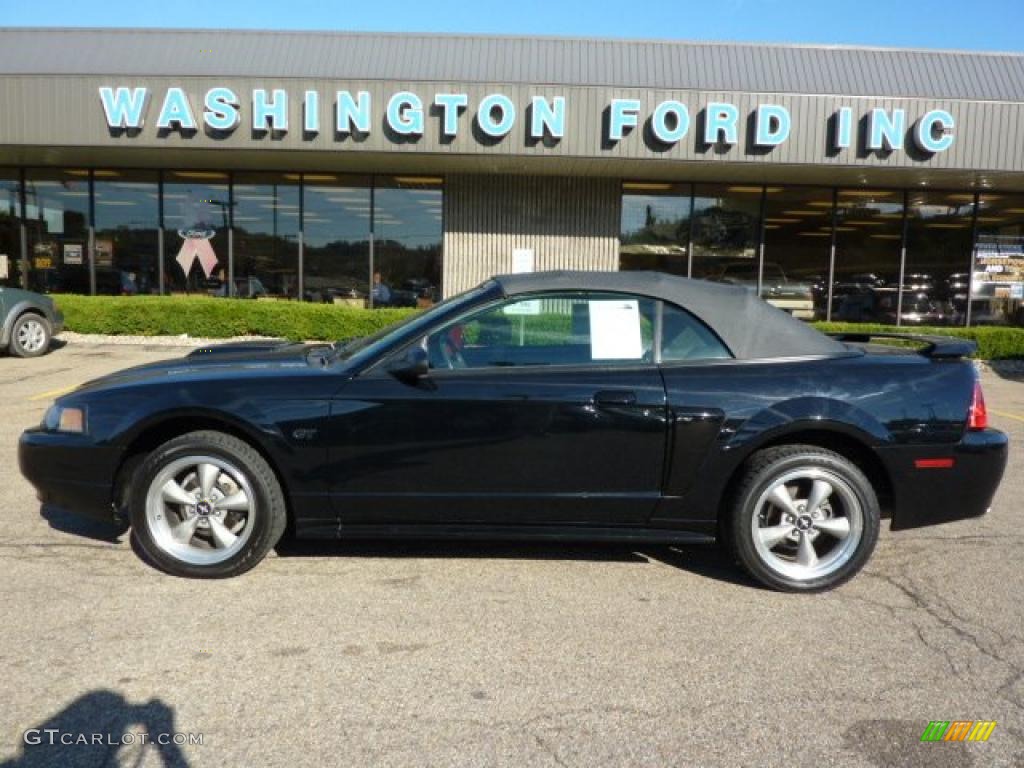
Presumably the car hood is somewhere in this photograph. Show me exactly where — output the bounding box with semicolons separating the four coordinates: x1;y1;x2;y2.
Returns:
71;340;332;394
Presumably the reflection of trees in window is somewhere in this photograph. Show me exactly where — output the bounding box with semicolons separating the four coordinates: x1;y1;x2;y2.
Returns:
619;192;690;275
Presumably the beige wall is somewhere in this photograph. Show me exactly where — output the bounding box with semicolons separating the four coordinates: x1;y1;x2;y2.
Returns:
442;175;621;297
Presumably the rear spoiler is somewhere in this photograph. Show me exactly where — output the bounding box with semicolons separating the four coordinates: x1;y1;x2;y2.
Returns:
826;332;977;359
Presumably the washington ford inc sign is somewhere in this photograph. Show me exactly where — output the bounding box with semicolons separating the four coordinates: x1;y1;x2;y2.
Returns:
98;86;956;155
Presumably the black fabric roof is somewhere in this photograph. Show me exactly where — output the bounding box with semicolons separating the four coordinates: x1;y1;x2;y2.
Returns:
492;271;846;360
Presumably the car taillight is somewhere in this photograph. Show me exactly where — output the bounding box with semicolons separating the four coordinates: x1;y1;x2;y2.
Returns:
968;379;988;431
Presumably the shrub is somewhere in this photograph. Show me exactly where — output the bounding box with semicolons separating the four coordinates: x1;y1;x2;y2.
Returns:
814;322;1024;360
54;294;419;342
51;295;1024;359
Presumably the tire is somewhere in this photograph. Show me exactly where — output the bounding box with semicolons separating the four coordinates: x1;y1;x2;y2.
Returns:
130;430;287;578
9;312;51;358
726;445;880;592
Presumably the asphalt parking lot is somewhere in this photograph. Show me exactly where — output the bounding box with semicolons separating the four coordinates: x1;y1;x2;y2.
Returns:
1;340;1022;768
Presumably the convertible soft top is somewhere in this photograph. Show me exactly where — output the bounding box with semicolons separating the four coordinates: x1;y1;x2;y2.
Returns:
492;270;847;360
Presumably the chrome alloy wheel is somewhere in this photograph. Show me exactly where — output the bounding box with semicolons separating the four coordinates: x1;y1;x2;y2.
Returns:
17;318;47;353
750;468;864;582
144;455;256;566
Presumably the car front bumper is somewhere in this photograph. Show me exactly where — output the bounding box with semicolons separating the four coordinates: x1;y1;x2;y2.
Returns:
50;308;64;335
880;428;1009;530
19;428;120;523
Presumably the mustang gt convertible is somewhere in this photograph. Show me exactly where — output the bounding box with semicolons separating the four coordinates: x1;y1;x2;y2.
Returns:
20;271;1008;591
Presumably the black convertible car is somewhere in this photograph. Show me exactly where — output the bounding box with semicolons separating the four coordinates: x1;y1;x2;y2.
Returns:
19;271;1008;591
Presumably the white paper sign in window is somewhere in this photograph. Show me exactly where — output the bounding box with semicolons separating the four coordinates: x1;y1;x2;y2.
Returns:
589;299;642;360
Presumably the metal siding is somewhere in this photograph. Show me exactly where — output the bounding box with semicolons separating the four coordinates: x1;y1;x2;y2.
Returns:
2;72;1024;177
0;29;1023;100
442;175;619;297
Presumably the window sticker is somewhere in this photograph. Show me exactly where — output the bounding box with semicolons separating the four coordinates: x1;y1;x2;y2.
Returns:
589;299;642;360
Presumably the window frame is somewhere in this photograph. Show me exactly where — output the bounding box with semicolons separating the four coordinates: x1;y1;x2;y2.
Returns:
374;289;733;376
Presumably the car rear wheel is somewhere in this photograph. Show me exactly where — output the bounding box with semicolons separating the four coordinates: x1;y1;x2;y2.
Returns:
10;312;51;358
727;445;880;592
130;430;287;578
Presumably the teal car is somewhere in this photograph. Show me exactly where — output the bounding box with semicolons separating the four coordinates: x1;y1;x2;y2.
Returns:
0;287;63;357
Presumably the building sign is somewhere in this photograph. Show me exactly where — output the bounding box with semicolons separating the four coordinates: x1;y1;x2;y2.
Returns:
98;86;956;157
972;235;1024;300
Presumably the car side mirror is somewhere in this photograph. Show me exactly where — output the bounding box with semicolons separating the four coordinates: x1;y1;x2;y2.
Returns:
389;345;430;384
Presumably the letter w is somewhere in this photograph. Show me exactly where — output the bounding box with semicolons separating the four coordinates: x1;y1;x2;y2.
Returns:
99;87;149;129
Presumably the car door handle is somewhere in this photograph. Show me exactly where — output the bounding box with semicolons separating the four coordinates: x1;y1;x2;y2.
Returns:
593;390;637;406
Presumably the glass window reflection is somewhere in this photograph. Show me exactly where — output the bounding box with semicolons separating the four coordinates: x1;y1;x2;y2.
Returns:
619;183;691;276
23;169;91;294
972;193;1024;327
92;170;159;295
373;177;443;308
0;171;22;288
302;175;372;305
760;187;833;320
162;172;230;294
691;184;761;280
903;191;974;327
831;189;904;323
233;173;300;299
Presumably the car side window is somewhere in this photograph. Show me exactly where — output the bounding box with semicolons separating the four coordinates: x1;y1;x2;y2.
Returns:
660;302;732;362
426;292;656;370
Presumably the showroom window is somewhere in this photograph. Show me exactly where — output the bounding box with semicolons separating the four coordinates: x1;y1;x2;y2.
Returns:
162;171;231;294
831;189;905;323
302;175;372;305
23;169;91;295
690;184;762;280
373;177;443;308
760;186;834;321
92;170;160;295
0;171;21;288
619;183;692;276
232;173;300;299
971;193;1024;327
903;191;975;327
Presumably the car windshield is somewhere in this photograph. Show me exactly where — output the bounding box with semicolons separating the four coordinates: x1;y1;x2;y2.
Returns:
328;283;493;364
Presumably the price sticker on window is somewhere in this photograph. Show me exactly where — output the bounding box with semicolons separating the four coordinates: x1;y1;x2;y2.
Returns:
589;300;642;360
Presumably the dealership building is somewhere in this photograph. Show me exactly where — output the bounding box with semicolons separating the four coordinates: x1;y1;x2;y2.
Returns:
1;27;1024;324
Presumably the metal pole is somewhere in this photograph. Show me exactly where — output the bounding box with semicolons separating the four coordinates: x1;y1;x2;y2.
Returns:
895;190;909;328
18;168;28;289
686;185;695;278
157;171;165;296
826;187;837;322
756;185;767;296
297;178;304;302
368;183;375;309
88;171;96;296
965;191;980;328
227;175;234;298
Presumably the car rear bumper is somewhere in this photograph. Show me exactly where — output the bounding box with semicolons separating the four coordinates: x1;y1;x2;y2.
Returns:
19;428;119;522
50;308;64;335
880;428;1009;530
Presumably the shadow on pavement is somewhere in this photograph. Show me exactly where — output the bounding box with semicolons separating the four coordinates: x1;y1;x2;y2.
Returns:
274;538;760;588
40;504;128;544
985;360;1024;382
842;719;973;768
1;690;190;768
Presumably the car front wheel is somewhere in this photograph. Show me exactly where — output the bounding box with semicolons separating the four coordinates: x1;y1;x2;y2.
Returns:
9;312;51;358
130;430;287;578
727;445;880;592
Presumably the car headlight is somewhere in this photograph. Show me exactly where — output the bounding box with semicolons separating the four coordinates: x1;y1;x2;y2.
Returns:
43;405;87;434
